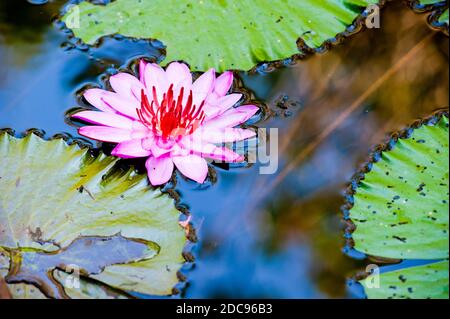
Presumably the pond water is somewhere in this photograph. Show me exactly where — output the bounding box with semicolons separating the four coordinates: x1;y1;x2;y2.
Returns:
0;0;448;298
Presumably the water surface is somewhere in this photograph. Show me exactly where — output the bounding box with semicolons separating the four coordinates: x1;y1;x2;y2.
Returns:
0;0;448;298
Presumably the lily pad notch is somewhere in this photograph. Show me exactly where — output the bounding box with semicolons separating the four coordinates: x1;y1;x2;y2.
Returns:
408;0;449;35
0;129;194;299
61;0;384;72
343;110;449;299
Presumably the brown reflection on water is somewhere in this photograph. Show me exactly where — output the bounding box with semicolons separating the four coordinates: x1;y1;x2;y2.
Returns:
236;0;448;298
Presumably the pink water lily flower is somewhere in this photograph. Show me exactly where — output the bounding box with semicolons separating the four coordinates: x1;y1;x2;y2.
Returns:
72;60;258;185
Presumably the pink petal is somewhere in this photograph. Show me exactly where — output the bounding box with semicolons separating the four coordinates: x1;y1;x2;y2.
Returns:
109;72;144;101
195;127;256;143
166;62;192;87
139;60;147;83
150;143;172;158
174;77;193;104
202;145;243;162
130;127;152;140
79;126;132;143
72;111;134;129
167;63;193;104
204;93;242;118
147;134;176;157
213;71;233;97
83;88;116;113
216;93;242;109
203;105;259;129
101;92;140;119
172;154;208;183
140;61;168;101
141;135;155;151
179;138;243;162
111;139;152;158
131;120;149;131
192;68;215;106
146;155;174;186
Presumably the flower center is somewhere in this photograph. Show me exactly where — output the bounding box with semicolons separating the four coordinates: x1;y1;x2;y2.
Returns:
137;84;206;141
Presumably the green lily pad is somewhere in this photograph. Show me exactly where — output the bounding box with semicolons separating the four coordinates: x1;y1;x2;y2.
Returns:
361;261;449;299
346;112;449;299
418;0;445;4
438;8;449;24
6;273;129;299
351;115;449;259
0;131;187;299
1;243;129;299
62;0;379;72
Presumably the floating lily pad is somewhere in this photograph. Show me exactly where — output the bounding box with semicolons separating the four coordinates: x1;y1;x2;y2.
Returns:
0;131;187;298
351;115;449;259
62;0;379;72
436;7;449;27
418;0;445;5
345;112;449;298
439;8;449;23
6;272;129;299
361;260;449;299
